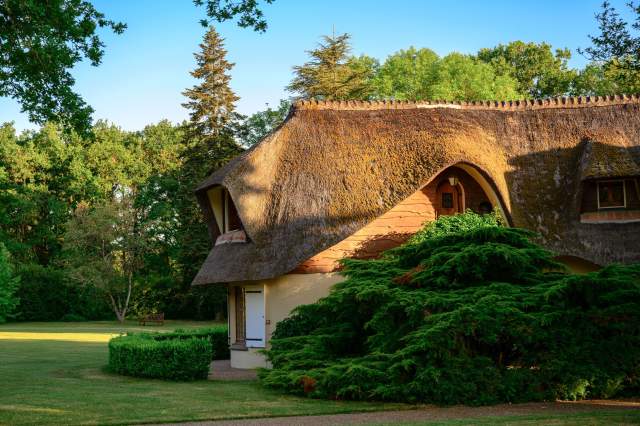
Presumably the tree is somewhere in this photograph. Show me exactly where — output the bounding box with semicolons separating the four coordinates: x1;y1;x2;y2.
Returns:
571;63;620;95
183;26;240;137
477;41;576;98
0;243;19;323
287;33;375;100
63;199;144;322
237;99;291;147
373;47;438;100
194;0;274;32
581;1;640;93
0;0;125;134
429;53;521;101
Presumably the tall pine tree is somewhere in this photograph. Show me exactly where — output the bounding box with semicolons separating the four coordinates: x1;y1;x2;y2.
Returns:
183;26;240;136
287;33;375;100
175;26;243;317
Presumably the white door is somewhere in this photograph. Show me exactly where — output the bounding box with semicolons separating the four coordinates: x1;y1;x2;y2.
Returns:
244;289;265;348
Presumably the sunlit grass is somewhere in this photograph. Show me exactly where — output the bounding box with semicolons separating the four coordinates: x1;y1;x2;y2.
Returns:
0;321;408;425
0;332;117;342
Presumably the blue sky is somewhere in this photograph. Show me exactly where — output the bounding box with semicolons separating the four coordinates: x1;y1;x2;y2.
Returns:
0;0;635;132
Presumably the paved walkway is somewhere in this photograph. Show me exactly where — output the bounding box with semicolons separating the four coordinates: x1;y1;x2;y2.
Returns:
157;399;640;426
208;360;257;381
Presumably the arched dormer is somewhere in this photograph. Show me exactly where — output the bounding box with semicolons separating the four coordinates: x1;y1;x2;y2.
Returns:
206;186;247;245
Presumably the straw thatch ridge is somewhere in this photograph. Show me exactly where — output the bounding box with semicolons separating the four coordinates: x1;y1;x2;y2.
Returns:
193;96;640;285
295;94;640;111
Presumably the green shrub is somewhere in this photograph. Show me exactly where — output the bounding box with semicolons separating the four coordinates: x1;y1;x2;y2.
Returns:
15;263;111;321
261;211;640;405
155;326;230;360
108;334;212;380
0;243;19;323
60;313;87;322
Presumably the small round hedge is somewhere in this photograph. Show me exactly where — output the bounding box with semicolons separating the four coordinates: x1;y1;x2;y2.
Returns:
108;327;228;381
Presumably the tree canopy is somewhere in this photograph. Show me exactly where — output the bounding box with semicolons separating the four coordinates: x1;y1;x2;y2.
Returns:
194;0;274;32
0;0;126;134
581;0;640;94
477;41;576;98
287;33;375;100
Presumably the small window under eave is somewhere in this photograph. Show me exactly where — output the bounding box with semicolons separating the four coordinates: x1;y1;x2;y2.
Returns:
580;177;640;223
206;186;247;244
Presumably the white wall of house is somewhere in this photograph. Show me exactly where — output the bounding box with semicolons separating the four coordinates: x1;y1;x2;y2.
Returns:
228;272;343;369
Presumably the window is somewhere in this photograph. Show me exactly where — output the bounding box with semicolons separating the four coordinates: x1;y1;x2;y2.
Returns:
442;192;454;208
597;180;626;209
234;287;245;345
223;190;243;232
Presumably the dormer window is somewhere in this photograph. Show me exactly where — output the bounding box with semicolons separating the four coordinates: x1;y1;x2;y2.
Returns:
597;180;625;209
206;186;247;245
223;190;243;232
580;178;640;223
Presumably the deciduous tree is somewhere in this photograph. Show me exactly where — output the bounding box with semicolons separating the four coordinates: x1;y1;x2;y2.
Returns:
581;1;640;93
0;0;125;134
194;0;274;32
477;41;576;97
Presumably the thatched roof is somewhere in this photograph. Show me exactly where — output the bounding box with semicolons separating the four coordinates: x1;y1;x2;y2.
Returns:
580;136;640;180
193;95;640;284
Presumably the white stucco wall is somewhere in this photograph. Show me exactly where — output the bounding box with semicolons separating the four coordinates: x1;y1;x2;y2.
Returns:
228;272;343;369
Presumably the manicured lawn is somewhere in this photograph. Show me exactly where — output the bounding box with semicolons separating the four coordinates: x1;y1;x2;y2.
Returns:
1;322;638;425
0;321;407;425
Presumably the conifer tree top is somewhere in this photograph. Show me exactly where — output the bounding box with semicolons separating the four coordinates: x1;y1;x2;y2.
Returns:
183;26;240;136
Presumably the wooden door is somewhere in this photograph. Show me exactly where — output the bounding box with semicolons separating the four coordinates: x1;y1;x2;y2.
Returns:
436;181;462;218
244;289;265;348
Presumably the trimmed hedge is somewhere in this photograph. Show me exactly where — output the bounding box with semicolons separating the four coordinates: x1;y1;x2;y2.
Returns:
109;334;212;380
154;326;230;360
108;326;228;380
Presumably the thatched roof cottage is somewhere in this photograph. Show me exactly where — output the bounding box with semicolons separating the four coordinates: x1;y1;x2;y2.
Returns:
194;96;640;369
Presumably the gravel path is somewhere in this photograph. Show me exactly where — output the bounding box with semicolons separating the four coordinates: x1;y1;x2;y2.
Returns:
156;399;640;426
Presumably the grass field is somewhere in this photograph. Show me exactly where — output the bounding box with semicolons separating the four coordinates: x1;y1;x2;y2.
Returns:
0;321;638;425
0;321;407;425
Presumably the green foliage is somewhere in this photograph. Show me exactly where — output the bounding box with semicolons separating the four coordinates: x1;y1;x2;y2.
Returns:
262;212;640;405
108;334;212;381
428;53;521;101
237;99;291;147
154;326;230;360
15;263;110;321
0;243;19;323
288;33;376;100
0;117;227;322
477;41;576;98
580;1;640;93
183;26;240;136
60;313;88;322
0;0;125;134
194;0;274;32
375;50;522;101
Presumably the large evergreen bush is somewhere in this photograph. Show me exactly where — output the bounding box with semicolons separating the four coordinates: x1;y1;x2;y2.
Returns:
261;212;640;405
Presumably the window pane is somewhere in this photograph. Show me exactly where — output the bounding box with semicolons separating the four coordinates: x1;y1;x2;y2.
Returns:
442;192;454;208
599;181;625;208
